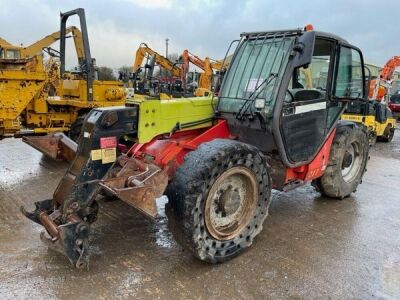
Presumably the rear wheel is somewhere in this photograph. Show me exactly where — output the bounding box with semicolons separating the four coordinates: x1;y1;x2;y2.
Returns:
165;139;271;263
314;124;369;199
380;124;394;142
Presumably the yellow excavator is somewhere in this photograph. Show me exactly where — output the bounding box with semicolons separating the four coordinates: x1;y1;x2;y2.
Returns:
129;44;225;99
0;8;126;145
129;42;184;100
133;43;181;78
0;26;84;60
180;49;225;97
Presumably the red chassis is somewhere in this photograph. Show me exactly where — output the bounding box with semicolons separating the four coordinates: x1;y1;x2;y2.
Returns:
121;119;336;190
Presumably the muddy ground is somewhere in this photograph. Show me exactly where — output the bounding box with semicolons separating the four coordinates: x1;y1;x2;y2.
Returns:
0;130;399;299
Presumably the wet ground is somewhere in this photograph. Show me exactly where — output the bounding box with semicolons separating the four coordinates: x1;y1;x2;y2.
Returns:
0;130;399;299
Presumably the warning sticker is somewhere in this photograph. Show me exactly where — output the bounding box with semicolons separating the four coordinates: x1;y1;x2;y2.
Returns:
246;78;263;92
91;149;102;161
100;136;117;149
101;148;116;164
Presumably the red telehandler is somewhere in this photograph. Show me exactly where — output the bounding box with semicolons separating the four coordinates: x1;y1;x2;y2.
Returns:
23;24;370;268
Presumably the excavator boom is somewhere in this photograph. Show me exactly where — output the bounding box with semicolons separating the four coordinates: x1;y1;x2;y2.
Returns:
381;56;400;81
180;49;225;93
370;55;400;100
133;43;181;77
0;26;84;60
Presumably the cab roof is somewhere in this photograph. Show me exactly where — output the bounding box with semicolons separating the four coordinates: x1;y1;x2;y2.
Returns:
241;28;348;44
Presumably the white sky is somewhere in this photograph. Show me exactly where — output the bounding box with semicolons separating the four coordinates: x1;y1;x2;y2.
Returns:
1;0;398;69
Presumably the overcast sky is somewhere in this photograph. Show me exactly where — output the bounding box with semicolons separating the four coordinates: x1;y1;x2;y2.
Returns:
1;0;398;69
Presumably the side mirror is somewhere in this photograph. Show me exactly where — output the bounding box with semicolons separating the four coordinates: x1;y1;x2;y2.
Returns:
292;31;315;68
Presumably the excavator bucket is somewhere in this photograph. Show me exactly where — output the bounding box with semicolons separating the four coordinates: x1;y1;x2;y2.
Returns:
20;106;166;268
22;133;77;162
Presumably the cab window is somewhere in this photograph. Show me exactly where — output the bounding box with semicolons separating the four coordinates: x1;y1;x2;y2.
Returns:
6;49;20;59
287;38;334;103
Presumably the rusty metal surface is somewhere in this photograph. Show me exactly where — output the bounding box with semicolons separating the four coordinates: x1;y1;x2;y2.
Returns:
205;166;258;240
39;212;59;239
22;133;77;162
100;157;168;218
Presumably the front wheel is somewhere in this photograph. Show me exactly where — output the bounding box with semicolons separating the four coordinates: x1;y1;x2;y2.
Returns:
314;124;369;199
165;139;271;263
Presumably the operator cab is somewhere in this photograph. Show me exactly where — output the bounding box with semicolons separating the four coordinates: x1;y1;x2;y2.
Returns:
217;26;366;168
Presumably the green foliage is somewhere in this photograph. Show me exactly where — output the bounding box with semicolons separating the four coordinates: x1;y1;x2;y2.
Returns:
97;66;116;81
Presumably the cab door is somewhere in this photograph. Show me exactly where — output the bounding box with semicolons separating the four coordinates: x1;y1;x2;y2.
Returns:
280;38;335;163
280;39;366;165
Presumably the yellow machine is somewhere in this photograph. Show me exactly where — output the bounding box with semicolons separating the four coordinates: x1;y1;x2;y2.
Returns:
0;8;125;140
130;42;184;100
180;49;225;97
341;57;397;144
133;43;181;78
0;26;84;60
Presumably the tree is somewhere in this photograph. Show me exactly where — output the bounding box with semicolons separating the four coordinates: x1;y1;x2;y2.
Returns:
97;66;116;81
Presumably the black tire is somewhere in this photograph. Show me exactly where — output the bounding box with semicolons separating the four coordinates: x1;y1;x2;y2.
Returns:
314;124;369;199
368;131;377;146
165;139;271;263
69;114;86;141
380;124;394;143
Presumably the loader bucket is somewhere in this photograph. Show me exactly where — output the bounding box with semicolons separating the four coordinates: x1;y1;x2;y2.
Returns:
99;156;168;218
23;133;77;162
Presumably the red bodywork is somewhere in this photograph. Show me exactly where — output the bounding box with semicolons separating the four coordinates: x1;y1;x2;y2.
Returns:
125;120;337;190
389;101;400;113
284;129;336;184
127;120;231;178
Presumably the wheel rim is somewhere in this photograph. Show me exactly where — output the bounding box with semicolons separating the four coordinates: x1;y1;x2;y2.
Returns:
205;166;258;241
341;141;363;183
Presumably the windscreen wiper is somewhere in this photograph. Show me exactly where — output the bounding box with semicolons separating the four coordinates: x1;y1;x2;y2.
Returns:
236;73;277;120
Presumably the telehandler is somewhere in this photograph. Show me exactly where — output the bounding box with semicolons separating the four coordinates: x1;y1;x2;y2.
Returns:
22;25;370;268
0;8;125;141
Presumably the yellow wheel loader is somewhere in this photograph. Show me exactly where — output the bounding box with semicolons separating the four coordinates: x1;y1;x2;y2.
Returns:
341;58;398;144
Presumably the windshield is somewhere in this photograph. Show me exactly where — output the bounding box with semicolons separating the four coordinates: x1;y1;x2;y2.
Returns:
218;35;295;116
